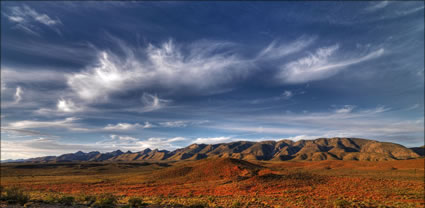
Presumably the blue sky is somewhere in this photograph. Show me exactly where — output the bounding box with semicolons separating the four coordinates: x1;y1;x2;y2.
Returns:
1;1;424;160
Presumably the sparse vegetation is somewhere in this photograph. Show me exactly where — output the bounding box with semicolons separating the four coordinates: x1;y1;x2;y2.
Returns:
0;186;30;205
334;198;352;208
0;158;423;207
231;200;241;208
128;197;143;208
92;193;118;208
58;195;75;206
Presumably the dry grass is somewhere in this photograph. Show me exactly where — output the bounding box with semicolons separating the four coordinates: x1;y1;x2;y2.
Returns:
1;158;424;207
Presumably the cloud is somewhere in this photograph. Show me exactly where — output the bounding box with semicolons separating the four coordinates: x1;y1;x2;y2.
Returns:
365;1;389;12
35;98;86;115
278;45;384;83
193;136;233;144
405;104;420;111
159;120;209;128
159;121;188;128
334;105;356;114
140;93;170;112
257;36;316;60
57;99;83;113
67;39;246;102
211;105;423;141
67;52;135;101
281;90;293;100
3;5;61;35
395;6;425;16
1;128;53;137
2;68;68;84
0;134;189;160
6;117;87;131
1;138;92;160
99;135;188;150
14;86;23;103
104;122;154;131
1;82;6;92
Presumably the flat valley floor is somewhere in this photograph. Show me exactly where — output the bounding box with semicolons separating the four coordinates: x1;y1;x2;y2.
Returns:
1;158;424;208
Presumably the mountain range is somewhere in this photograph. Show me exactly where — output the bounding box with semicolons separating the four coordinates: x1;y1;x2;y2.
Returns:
11;137;423;163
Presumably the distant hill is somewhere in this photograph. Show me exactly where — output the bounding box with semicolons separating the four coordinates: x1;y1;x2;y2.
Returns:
19;138;421;163
410;146;425;156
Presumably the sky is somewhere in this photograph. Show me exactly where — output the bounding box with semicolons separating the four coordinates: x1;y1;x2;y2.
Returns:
1;1;424;160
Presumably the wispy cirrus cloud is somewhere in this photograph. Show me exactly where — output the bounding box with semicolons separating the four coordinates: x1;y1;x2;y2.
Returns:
5;117;88;131
67;39;246;102
140;93;170;112
334;105;356;114
104;122;154;131
257;36;316;60
3;5;61;35
98;135;188;150
278;45;385;84
211;105;423;141
365;1;389;12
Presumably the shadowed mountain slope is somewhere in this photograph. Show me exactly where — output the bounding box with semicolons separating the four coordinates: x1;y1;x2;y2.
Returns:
22;138;420;163
410;146;425;156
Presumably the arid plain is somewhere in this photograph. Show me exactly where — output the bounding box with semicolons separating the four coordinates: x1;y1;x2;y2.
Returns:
1;138;424;208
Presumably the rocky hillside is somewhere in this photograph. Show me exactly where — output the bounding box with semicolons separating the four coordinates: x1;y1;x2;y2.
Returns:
22;138;421;163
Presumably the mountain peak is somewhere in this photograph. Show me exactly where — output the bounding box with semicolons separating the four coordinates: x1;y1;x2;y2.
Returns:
18;138;421;163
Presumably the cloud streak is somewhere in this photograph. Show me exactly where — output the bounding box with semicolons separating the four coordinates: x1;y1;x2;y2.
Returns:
3;5;61;35
104;122;154;131
278;45;384;83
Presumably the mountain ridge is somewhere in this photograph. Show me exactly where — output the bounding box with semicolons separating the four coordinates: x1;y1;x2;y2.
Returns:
8;137;423;163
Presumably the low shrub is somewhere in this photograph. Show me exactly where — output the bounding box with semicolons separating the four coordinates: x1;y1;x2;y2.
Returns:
231;201;241;208
44;195;58;204
334;198;352;208
76;194;96;205
58;196;75;206
92;193;118;208
1;187;30;205
128;197;143;208
188;200;208;208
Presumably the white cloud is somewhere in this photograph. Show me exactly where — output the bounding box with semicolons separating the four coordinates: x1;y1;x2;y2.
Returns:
193;136;233;144
67;52;135;101
159;121;188;128
3;5;61;35
104;122;154;131
159;120;209;128
278;135;328;141
334;105;356;114
14;86;23;103
257;36;316;60
2;68;68;84
141;93;170;112
396;6;425;16
99;135;188;150
0;134;189;160
67;39;246;102
278;45;384;83
57;98;83;113
211;105;423;142
405;104;420;111
365;1;389;12
6;117;88;131
281;90;293;99
1;82;6;92
1;138;92;160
